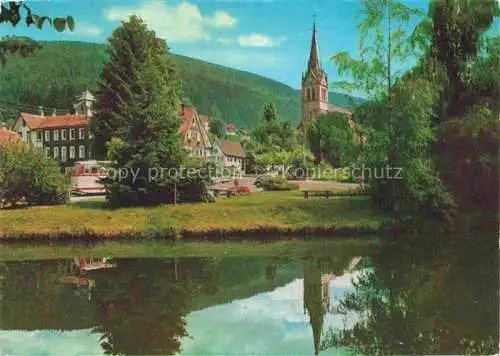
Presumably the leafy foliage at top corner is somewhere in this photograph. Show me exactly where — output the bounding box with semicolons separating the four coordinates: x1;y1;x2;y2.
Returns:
0;1;74;67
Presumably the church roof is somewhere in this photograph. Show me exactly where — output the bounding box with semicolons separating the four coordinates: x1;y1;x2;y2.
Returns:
308;21;321;73
327;104;352;116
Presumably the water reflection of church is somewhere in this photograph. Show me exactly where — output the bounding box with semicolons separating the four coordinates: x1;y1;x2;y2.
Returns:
303;257;362;355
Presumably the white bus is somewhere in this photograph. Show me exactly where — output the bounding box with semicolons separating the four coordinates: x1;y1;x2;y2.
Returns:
68;160;113;195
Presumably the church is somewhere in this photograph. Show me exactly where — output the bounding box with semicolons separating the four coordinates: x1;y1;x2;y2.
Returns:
300;21;352;130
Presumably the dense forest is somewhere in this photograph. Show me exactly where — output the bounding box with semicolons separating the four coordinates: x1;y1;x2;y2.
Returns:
0;40;360;128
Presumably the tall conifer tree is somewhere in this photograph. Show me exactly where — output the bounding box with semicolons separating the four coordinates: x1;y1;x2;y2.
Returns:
91;15;181;159
93;15;185;207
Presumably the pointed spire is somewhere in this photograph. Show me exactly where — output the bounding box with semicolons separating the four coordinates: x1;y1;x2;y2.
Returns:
307;17;321;74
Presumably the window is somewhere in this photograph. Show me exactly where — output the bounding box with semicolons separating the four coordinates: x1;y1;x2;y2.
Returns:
196;132;201;142
44;130;50;142
79;145;85;159
61;129;67;140
70;129;76;140
44;147;50;157
69;146;75;159
312;88;316;101
61;147;67;162
78;128;85;140
53;130;59;141
307;88;311;101
37;131;42;142
53;146;59;159
187;130;192;139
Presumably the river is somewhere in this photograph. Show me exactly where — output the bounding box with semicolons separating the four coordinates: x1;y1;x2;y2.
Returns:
0;236;497;355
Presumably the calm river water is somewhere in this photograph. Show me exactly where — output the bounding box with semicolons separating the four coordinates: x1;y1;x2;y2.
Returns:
0;237;498;355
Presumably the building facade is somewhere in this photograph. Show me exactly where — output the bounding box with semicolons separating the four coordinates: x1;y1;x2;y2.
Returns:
12;112;93;165
212;138;246;172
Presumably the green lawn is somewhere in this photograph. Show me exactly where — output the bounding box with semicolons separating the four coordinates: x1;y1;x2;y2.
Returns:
0;191;390;241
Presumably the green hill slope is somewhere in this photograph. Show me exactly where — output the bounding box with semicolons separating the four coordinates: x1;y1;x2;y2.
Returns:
0;41;360;128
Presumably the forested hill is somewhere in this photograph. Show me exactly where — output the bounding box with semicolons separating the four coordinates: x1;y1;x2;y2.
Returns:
0;41;360;128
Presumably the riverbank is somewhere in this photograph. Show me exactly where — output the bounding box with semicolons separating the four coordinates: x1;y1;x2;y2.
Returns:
0;191;393;243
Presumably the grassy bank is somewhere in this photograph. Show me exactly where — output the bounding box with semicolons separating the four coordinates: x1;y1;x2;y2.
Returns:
0;191;392;242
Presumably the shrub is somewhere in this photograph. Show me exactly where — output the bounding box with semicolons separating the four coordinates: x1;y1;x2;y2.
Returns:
312;167;350;182
257;176;299;191
0;141;67;207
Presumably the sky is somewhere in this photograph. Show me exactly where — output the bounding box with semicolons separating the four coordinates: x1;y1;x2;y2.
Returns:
3;0;494;91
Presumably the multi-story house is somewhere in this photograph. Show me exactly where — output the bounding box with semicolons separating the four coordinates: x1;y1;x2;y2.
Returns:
11;91;95;166
179;103;212;158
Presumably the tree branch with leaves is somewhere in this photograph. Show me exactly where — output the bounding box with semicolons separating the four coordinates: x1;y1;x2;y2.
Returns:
0;1;74;66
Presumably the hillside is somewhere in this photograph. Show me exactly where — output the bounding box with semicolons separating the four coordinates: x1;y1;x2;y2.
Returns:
0;41;360;128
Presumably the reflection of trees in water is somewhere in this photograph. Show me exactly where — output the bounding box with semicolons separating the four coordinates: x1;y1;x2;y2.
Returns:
321;237;499;355
0;260;94;330
90;258;192;355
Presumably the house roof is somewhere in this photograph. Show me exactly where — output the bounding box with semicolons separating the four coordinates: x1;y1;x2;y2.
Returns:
238;129;251;136
0;127;20;147
179;106;212;148
327;104;352;116
76;90;95;102
18;113;89;129
179;106;196;133
225;123;238;133
216;139;246;158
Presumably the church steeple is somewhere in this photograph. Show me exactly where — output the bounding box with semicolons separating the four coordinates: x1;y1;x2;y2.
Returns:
307;20;321;74
300;17;329;134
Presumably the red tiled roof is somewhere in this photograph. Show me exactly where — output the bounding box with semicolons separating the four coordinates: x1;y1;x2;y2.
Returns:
225;123;238;133
216;139;246;158
179;106;196;134
0;127;20;147
19;113;89;129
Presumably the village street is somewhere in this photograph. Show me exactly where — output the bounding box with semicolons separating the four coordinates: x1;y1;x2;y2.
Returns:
69;177;361;203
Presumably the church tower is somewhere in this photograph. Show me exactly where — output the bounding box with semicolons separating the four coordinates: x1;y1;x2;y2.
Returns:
301;21;329;129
